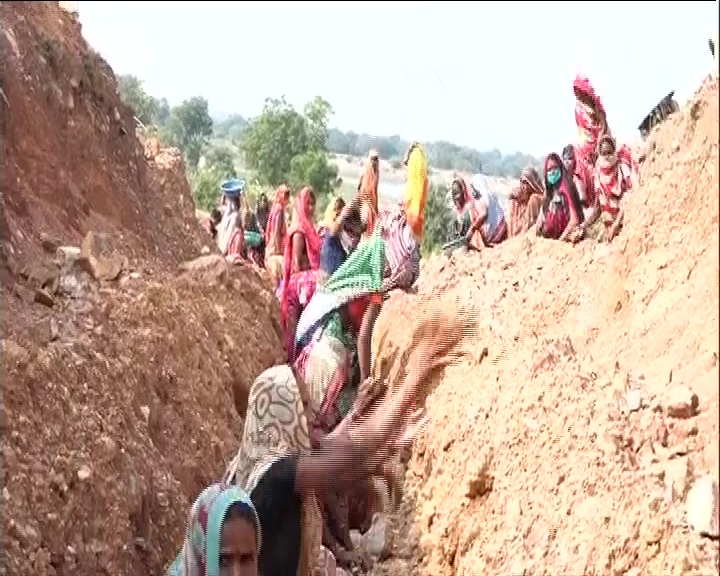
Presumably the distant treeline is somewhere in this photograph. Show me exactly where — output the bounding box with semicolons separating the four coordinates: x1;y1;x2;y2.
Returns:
213;114;541;178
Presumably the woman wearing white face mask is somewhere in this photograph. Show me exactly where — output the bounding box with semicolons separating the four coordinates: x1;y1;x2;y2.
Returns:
217;178;245;255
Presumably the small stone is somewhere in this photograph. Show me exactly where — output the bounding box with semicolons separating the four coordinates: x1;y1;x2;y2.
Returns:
664;457;689;501
34;288;55;307
140;405;150;422
362;513;391;560
200;245;211;255
77;465;92;481
626;389;642;412
686;475;719;537
664;385;699;419
40;233;60;254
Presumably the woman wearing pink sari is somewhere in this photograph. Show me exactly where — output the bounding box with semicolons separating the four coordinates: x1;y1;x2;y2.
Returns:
280;186;322;361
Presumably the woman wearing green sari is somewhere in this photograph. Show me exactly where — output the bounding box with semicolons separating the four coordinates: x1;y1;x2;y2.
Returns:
293;231;386;569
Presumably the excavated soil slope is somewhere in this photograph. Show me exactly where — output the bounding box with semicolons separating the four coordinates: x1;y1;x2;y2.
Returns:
372;78;719;576
2;4;284;575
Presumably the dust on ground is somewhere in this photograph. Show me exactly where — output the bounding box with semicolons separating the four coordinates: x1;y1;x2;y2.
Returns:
370;77;719;576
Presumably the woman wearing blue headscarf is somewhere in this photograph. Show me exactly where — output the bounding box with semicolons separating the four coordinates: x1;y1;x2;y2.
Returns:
167;482;261;576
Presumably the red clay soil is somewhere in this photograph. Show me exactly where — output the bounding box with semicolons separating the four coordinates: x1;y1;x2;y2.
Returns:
371;77;719;575
2;3;284;575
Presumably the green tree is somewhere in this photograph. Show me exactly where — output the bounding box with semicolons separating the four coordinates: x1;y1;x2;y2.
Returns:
241;96;339;204
189;163;225;212
421;183;454;255
164;97;214;170
117;74;158;126
203;145;237;177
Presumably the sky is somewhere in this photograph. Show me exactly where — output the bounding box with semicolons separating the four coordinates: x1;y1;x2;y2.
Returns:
79;1;718;156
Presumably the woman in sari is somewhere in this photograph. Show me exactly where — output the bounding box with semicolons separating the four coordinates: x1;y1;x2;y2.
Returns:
535;153;585;243
167;483;261;576
281;186;322;361
357;150;380;238
573;75;611;169
217;179;245;255
506;167;545;238
450;176;507;249
225;212;247;264
594;135;637;243
265;184;290;289
224;350;446;576
562;144;599;228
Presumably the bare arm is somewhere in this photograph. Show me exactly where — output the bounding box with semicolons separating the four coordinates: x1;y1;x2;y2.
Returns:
358;301;381;382
574;175;587;205
271;211;284;255
468;199;490;246
329;200;359;237
607;205;625;242
292;232;309;272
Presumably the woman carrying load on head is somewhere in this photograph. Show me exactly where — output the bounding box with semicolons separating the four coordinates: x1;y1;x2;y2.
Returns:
265;184;290;289
280;186;322;361
166;483;262;576
223;342;450;576
225;211;247;264
357;150;380;238
506;167;545;238
594;135;637;243
217;178;245;255
535;152;585;243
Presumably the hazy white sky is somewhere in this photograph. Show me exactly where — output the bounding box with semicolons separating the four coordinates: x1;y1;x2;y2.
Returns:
79;1;718;155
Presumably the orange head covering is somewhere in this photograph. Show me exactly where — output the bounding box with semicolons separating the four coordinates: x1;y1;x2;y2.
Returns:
402;143;428;240
359;150;379;236
264;184;290;248
281;186;321;323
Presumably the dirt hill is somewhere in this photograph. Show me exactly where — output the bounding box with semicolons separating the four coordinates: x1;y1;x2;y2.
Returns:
1;3;284;575
371;77;719;575
2;3;718;576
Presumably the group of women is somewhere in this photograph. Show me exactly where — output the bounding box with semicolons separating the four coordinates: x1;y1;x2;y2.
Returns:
448;75;640;250
174;143;433;576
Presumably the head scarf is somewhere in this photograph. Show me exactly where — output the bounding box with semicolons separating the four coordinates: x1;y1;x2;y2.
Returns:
573;75;610;165
281;187;322;321
595;135;624;197
167;483;261;576
401;143;428;241
451;178;475;217
264;184;290;249
224;365;321;576
511;167;544;201
320;196;345;232
359;151;379;237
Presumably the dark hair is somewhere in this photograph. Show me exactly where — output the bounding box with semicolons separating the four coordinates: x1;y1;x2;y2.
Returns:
211;208;222;225
224;501;260;541
561;144;575;160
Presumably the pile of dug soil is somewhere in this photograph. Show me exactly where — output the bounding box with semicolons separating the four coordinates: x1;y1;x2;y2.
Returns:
2;4;285;575
371;77;719;575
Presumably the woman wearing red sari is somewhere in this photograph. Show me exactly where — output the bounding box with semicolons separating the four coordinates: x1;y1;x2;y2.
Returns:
280;186;322;361
264;184;290;289
573;75;611;169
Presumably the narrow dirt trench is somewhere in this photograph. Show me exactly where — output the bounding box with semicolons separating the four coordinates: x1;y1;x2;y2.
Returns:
2;3;718;576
